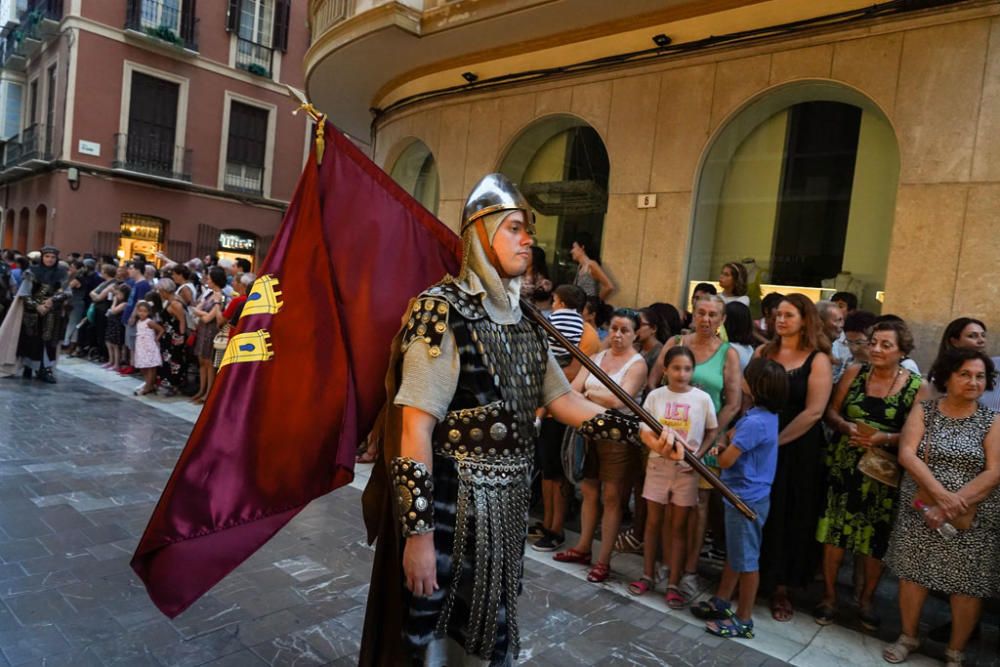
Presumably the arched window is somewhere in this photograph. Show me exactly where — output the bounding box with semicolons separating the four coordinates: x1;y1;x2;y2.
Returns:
389;139;439;216
499;115;609;285
688;82;899;311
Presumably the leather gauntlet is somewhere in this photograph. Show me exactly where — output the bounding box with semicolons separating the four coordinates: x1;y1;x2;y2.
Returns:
580;409;641;446
391;457;434;536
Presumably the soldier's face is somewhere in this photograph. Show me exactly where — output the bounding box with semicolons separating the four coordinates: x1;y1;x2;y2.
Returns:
492;211;533;277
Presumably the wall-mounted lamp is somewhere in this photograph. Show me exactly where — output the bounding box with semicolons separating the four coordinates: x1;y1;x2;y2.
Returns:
67;167;80;191
461;71;478;83
652;33;672;48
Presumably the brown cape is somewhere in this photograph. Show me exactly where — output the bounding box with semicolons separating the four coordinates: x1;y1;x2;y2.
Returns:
358;302;414;666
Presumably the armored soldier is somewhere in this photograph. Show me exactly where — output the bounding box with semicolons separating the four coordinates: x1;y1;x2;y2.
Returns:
16;246;69;383
360;174;638;666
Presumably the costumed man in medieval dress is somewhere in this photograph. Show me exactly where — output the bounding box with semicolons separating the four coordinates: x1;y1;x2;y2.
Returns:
360;174;656;666
3;246;70;382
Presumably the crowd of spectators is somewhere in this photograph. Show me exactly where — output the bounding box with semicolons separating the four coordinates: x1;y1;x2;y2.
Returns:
520;246;998;665
0;246;254;402
3;242;999;665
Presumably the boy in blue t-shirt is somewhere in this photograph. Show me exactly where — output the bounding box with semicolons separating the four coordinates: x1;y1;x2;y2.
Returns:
687;357;788;639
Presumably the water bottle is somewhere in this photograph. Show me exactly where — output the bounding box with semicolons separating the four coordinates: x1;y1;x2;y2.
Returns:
913;498;958;539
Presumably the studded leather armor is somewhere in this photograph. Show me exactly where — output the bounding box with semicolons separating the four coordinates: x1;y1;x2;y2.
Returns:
399;278;547;659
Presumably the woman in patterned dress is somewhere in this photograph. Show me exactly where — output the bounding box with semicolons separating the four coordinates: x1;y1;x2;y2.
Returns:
155;278;188;396
882;348;1000;667
815;320;928;630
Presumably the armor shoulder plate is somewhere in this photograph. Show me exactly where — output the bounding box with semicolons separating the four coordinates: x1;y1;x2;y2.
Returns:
426;280;487;321
401;292;452;358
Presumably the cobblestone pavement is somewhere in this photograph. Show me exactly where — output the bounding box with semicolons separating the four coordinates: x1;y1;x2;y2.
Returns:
0;373;787;667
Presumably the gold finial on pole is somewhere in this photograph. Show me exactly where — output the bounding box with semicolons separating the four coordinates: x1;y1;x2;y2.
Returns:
287;87;327;164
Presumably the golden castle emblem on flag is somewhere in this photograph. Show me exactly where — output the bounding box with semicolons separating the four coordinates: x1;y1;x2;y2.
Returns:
219;330;275;369
242;275;283;317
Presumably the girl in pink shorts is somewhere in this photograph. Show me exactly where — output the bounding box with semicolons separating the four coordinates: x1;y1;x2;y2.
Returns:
631;346;717;608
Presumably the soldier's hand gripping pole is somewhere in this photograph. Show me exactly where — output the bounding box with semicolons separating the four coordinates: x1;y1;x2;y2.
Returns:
521;300;758;521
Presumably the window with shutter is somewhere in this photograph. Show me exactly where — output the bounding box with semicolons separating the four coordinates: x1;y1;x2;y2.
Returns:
225;101;268;195
124;72;180;177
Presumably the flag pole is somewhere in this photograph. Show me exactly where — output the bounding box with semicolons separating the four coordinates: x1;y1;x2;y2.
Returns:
521;300;757;521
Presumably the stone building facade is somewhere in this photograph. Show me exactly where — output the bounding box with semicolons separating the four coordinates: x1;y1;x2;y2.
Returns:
306;0;1000;365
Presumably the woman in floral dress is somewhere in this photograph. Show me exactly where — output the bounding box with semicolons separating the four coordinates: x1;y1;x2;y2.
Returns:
816;320;928;629
155;279;188;396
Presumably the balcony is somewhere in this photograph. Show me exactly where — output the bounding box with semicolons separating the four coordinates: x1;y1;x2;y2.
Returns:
113;132;192;182
224;161;265;196
124;0;198;52
0;26;27;71
234;36;272;79
25;0;64;39
2;123;52;170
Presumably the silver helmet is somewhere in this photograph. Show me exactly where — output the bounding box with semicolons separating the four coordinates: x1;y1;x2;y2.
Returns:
461;173;535;233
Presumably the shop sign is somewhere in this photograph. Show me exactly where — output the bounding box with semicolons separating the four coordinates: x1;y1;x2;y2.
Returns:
219;231;256;252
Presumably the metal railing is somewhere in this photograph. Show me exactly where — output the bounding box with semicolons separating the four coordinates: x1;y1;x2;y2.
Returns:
125;0;197;51
223;162;265;195
234;35;273;78
26;0;64;23
113;132;192;181
2;123;51;168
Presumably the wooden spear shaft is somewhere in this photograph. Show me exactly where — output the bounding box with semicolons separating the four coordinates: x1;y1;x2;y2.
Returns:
521;300;757;521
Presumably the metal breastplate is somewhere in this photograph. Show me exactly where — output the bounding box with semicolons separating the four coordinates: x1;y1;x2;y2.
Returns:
424;281;547;659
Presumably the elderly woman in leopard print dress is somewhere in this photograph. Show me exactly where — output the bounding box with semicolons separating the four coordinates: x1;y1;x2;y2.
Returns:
883;348;1000;667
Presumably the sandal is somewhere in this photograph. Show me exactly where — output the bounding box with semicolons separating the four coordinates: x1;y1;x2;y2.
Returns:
944;648;963;667
813;602;836;626
355;451;377;464
665;585;688;609
770;594;793;622
613;527;643;554
883;634;919;664
706;617;754;639
553;548;592;565
628;576;654;596
691;597;734;621
859;604;881;632
586;562;610;583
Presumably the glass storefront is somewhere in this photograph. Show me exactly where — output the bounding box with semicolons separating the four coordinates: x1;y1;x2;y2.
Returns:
688;82;900;312
499;116;609;286
118;213;166;265
217;229;257;270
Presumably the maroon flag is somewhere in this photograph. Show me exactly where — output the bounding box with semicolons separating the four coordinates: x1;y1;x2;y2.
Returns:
131;121;463;617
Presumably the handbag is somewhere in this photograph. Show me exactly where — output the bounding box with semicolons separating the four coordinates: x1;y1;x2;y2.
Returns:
857;446;901;487
915;406;978;530
561;427;588;485
212;324;231;351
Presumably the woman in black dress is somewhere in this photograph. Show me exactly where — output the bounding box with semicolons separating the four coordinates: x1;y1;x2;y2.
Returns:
755;293;833;621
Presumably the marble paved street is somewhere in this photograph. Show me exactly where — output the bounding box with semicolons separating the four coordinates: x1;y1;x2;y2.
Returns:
0;368;787;667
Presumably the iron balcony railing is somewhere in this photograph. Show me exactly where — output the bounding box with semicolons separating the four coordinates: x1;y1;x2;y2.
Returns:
125;0;197;51
223;162;265;196
2;123;52;168
113;132;192;181
234;35;273;78
26;0;64;24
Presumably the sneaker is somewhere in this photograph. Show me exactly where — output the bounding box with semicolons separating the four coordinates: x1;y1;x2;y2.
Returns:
679;573;702;599
531;531;565;552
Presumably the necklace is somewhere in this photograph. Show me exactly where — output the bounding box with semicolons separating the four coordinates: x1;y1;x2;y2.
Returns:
866;365;903;399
